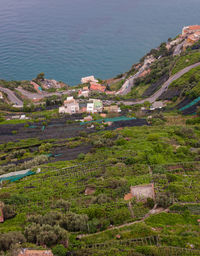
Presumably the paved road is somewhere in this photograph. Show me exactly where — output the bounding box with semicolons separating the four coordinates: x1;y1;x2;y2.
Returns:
2;62;200;107
0;87;23;107
117;66;146;95
16;87;69;100
120;62;200;106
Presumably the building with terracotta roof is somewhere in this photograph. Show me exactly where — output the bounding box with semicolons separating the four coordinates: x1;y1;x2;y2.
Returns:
90;83;106;93
187;31;200;44
124;193;133;201
182;25;200;36
30;81;43;94
18;249;53;256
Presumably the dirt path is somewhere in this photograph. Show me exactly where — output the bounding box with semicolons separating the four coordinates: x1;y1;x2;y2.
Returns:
78;207;168;239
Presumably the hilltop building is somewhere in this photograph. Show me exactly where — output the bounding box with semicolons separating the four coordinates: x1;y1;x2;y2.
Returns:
87;99;103;113
81;75;98;84
59;96;79;114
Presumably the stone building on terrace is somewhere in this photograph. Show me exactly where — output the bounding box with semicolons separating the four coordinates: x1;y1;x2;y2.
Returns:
130;184;155;201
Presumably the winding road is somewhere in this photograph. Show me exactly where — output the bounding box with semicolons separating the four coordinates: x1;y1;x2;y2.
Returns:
0;87;23;107
1;62;200;107
120;62;200;106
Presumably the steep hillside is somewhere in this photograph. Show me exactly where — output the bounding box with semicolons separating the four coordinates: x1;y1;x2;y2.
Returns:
0;29;200;256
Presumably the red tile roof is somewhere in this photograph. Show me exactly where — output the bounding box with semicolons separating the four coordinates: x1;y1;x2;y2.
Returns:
188;25;200;31
124;193;133;201
90;83;106;92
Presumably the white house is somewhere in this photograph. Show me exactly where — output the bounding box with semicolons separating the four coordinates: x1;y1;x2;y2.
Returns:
59;97;79;114
86;99;103;113
81;76;98;84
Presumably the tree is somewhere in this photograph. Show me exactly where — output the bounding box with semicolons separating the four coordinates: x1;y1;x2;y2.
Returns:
0;232;26;251
60;212;88;232
3;205;16;220
53;199;71;212
52;245;67;256
36;72;45;81
24;224;68;247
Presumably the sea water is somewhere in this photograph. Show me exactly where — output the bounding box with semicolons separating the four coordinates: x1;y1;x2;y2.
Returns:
0;0;200;85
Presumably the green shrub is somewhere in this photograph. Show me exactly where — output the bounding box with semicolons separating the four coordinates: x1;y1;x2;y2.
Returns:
0;232;26;251
3;205;16;220
60;212;88;232
52;244;67;256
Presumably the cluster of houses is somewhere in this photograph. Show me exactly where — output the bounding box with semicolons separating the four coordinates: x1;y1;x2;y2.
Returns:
59;96;120;115
78;75;107;96
181;25;200;49
167;25;200;53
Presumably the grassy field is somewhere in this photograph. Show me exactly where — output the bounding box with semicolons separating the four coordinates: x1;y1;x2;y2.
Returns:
172;51;200;75
170;65;200;99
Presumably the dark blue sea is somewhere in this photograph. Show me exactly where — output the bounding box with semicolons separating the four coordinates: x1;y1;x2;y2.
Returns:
0;0;200;85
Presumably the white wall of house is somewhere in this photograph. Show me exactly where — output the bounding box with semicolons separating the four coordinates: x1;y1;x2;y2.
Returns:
87;103;94;113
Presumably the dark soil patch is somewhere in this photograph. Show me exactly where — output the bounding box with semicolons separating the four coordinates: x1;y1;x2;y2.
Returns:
50;144;92;162
142;74;169;97
107;119;148;129
0;118;148;144
176;98;192;109
158;88;181;100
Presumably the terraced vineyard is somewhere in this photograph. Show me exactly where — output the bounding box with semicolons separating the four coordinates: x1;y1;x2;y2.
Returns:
0;119;200;255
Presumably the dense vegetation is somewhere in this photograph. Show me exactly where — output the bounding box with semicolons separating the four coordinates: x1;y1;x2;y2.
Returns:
0;110;200;255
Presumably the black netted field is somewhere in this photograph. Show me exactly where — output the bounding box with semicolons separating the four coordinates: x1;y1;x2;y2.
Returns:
0;118;149;143
142;74;169;97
